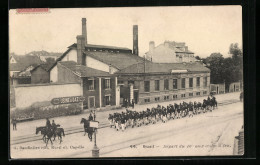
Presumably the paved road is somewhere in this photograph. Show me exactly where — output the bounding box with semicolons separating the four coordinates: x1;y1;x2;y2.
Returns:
10;101;243;158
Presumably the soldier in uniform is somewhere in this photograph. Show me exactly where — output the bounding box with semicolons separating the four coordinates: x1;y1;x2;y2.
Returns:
89;113;94;121
51;120;57;136
46;118;51;131
121;115;126;131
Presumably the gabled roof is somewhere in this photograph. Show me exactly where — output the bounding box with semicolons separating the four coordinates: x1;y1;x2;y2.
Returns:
27;50;62;57
68;43;131;51
85;51;151;70
116;62;210;75
31;63;52;72
58;61;112;78
9;54;43;71
48;48;72;71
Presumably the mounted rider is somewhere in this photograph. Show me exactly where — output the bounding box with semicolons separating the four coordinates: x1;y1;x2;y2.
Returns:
89;113;94;121
46;118;51;131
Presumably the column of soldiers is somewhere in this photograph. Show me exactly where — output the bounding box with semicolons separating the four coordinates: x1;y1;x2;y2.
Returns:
108;96;217;131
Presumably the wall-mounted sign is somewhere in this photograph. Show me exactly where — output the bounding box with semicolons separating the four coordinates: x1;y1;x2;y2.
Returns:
51;96;85;105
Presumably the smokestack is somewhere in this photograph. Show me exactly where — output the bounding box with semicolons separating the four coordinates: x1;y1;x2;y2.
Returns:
82;18;87;45
149;41;155;53
164;41;169;48
76;35;86;65
133;25;139;56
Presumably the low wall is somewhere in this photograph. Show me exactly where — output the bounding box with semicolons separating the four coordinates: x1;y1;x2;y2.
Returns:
210;84;225;94
14;83;82;108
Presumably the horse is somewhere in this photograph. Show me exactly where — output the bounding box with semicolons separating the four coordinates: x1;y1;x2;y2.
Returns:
80;118;94;141
44;128;55;146
210;97;218;110
36;126;47;142
53;127;65;144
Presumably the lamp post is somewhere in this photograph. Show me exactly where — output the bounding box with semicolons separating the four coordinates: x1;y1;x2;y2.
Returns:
92;109;99;157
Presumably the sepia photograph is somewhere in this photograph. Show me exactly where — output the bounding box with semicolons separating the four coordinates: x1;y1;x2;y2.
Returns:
9;6;244;158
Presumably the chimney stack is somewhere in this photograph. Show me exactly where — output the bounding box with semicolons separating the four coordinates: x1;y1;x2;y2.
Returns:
164;41;169;48
133;25;139;56
185;46;188;52
149;41;155;53
82;18;87;45
76;35;86;65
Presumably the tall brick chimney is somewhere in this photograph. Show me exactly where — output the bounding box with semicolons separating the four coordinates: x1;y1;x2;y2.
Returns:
149;41;155;53
76;35;86;65
133;25;139;56
82;18;87;45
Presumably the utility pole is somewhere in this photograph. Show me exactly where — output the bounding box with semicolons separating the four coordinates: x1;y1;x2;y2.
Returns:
92;109;99;157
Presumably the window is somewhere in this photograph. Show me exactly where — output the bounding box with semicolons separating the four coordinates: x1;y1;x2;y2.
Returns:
189;78;193;88
105;95;110;105
105;79;110;89
189;93;193;97
128;80;134;85
164;96;169;100
173;79;178;89
88;79;94;90
155;97;160;101
144;98;150;103
181;94;186;98
155;80;160;91
144;81;150;92
173;95;178;99
203;77;207;87
164;79;169;90
196;77;200;87
181;78;185;89
196;92;200;96
203;91;207;95
118;80;124;84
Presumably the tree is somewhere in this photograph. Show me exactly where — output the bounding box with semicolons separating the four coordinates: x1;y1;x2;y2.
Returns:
229;43;243;81
45;57;55;64
205;53;225;84
195;56;201;60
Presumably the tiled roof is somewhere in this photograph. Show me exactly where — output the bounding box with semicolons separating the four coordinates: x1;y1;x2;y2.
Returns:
175;48;194;54
58;61;112;77
31;63;53;72
9;54;43;71
48;48;72;71
68;43;131;51
85;51;151;70
27;50;62;57
116;62;210;74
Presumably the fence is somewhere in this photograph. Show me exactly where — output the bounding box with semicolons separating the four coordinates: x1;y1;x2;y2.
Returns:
233;125;244;155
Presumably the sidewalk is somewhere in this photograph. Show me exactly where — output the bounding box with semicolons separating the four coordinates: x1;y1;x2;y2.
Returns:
10;92;241;139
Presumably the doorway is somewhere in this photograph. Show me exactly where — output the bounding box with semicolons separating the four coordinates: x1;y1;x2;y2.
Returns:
134;91;139;104
88;96;95;109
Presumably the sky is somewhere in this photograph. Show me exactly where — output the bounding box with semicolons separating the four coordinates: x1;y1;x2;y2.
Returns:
9;6;242;58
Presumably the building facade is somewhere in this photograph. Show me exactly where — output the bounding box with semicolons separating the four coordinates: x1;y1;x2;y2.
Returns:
145;41;195;63
116;62;210;104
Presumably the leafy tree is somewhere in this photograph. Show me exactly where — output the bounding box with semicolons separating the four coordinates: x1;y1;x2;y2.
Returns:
45;57;55;64
195;56;201;60
229;43;243;81
205;53;225;84
205;43;243;92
